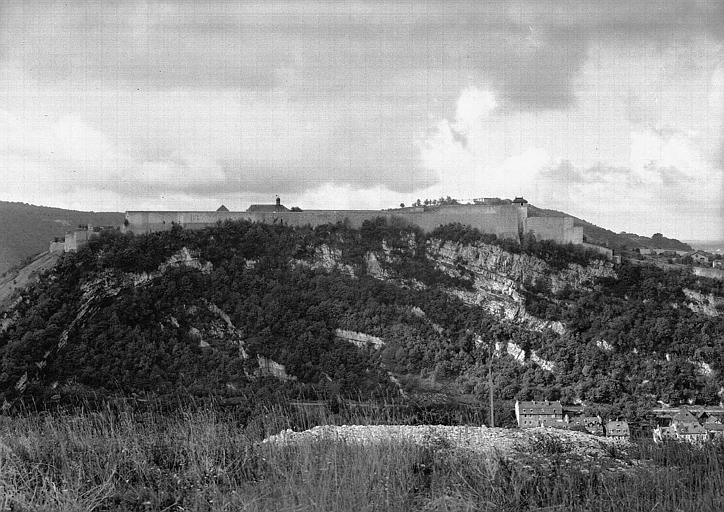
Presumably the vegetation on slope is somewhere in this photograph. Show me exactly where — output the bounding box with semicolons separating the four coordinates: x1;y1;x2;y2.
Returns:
0;219;721;420
0;200;123;275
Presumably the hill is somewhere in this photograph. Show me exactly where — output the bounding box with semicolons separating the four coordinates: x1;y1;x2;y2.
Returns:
0;218;721;420
528;205;692;252
0;201;123;276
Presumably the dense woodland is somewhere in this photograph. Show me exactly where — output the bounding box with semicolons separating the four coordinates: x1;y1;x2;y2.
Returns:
0;218;721;421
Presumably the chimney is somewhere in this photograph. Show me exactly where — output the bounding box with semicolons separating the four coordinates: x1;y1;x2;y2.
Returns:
276;196;281;206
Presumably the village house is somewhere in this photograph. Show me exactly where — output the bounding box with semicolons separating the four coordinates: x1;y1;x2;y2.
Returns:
653;410;709;444
605;420;630;441
515;400;563;428
704;422;724;439
571;416;604;435
688;250;710;266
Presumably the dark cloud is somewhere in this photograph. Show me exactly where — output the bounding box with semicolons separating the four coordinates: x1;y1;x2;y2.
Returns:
5;0;720;111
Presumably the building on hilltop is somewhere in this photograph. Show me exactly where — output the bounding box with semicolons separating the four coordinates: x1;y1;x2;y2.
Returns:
62;225;118;253
688;250;710;265
515;400;564;428
247;196;289;213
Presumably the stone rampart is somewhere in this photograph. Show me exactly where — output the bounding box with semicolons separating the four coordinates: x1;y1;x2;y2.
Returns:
123;204;581;245
583;242;613;260
526;216;583;245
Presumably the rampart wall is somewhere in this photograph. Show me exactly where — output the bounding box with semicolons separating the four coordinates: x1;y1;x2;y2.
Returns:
583;242;613;260
124;204;522;240
123;204;583;246
526;216;583;245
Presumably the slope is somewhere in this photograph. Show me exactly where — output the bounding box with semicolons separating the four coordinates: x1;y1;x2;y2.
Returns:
528;205;691;252
0;201;123;275
0;219;720;419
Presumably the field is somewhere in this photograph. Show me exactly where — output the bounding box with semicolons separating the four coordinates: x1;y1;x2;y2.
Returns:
0;404;722;512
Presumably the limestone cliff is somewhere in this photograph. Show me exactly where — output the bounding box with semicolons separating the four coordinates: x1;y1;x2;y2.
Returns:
425;239;616;333
683;289;724;317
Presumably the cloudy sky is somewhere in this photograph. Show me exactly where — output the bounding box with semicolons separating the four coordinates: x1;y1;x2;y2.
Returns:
1;0;722;240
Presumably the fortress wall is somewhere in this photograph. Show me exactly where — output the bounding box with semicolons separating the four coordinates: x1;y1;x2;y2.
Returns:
123;211;256;233
248;205;521;239
582;242;613;260
526;216;583;245
48;241;65;253
124;205;524;240
123;205;585;246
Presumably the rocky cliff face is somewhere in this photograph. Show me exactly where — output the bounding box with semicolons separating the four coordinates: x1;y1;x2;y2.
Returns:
683;289;724;317
425;239;616;333
301;237;616;336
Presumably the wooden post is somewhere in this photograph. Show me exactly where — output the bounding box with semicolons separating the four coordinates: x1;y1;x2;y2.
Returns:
488;342;495;428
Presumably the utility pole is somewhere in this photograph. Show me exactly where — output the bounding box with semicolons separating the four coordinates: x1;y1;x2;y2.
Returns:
488;341;495;428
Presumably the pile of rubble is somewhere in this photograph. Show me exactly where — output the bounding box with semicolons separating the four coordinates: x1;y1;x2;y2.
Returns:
262;425;632;465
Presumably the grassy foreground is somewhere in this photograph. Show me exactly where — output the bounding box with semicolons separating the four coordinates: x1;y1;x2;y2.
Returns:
0;406;722;511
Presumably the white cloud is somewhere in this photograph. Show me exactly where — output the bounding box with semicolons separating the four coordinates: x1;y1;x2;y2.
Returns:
419;87;551;200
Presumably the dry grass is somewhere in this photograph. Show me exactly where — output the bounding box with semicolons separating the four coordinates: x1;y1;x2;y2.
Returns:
0;406;722;511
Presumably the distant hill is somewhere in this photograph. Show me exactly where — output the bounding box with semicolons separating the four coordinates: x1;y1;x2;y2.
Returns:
528;205;692;252
0;201;123;275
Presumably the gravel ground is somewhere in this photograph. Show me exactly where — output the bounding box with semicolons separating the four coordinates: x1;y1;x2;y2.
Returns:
262;424;631;463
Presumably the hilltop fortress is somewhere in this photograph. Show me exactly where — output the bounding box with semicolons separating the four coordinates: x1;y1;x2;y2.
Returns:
121;197;584;246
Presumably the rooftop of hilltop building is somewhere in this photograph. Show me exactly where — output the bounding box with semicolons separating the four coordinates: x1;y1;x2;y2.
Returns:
247;196;289;213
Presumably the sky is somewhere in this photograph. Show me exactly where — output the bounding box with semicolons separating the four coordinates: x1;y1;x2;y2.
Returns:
0;0;722;240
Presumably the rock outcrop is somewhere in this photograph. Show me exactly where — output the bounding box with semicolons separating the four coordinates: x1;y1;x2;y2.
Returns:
427;240;615;333
683;289;723;317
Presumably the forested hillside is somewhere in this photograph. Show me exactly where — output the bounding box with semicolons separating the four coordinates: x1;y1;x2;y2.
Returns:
0;219;721;419
0;201;123;275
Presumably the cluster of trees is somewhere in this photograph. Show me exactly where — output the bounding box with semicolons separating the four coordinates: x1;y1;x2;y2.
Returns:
0;218;721;419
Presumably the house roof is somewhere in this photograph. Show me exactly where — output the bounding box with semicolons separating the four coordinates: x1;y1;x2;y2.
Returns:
247;204;289;212
517;400;563;415
675;422;706;435
216;205;229;212
671;410;699;425
512;197;528;204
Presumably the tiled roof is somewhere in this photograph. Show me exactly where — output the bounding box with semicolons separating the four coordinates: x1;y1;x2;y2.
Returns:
675;422;706;435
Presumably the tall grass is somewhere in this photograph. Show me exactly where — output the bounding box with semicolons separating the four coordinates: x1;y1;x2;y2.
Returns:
0;405;722;511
